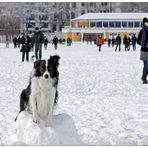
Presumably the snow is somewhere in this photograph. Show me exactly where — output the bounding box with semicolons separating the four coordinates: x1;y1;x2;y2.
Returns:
0;42;148;145
2;111;82;145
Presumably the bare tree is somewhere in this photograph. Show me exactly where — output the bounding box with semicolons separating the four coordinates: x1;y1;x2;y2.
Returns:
0;15;20;41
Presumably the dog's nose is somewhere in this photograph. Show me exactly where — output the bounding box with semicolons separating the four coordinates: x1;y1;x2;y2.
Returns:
45;74;49;79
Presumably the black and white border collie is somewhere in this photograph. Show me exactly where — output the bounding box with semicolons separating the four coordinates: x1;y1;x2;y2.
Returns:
15;55;60;127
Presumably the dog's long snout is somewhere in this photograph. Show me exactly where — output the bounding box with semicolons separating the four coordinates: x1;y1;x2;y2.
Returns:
44;74;49;79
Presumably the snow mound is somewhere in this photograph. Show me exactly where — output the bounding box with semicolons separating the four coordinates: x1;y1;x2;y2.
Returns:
4;111;82;145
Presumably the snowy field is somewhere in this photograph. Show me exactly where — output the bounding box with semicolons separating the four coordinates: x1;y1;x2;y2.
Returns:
0;42;148;145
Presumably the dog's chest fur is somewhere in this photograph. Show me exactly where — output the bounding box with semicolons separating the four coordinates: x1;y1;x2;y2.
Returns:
29;76;56;119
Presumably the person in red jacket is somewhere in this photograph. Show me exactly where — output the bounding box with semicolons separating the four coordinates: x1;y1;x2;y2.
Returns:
96;35;104;51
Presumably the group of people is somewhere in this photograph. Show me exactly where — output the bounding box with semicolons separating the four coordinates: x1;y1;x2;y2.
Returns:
114;34;137;52
95;34;137;52
16;27;72;62
19;27;45;62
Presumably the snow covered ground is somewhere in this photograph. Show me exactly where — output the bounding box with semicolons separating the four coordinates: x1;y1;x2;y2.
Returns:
0;42;148;145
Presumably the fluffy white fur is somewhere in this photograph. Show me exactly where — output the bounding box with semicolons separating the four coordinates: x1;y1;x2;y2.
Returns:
28;62;56;127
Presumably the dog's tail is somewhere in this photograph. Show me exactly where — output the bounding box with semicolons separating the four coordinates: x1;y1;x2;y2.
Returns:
15;89;29;121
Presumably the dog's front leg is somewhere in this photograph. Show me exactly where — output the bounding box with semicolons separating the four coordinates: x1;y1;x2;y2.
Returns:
45;89;56;127
30;94;39;123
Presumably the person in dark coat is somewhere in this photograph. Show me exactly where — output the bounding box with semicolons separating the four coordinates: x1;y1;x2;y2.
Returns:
17;36;21;48
115;34;121;51
127;37;131;51
53;36;59;50
131;34;137;51
112;37;115;47
67;37;72;46
137;17;148;84
20;33;31;62
30;35;34;51
108;38;111;47
43;36;48;50
123;35;128;51
13;36;18;48
33;27;44;60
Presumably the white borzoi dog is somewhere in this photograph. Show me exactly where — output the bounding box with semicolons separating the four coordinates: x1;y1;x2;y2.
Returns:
15;55;60;127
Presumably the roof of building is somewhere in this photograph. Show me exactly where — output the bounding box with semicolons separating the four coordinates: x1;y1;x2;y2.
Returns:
72;13;148;21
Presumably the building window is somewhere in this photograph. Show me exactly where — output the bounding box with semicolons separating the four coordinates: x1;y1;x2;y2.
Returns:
115;22;121;27
72;3;76;8
52;24;56;32
81;3;85;6
109;22;114;27
89;2;93;6
29;14;35;20
122;22;127;27
90;22;96;27
81;10;85;15
101;2;107;6
128;22;133;27
134;22;140;27
97;22;102;27
42;23;48;28
71;12;75;19
103;22;108;27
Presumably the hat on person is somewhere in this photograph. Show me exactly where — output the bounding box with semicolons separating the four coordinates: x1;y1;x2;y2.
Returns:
143;17;148;25
35;27;39;30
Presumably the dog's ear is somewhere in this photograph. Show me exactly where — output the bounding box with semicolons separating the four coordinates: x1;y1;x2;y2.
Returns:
34;60;41;69
50;55;60;65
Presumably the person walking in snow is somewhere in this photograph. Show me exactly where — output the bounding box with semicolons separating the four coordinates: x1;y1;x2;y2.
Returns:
96;35;103;51
13;36;18;48
53;36;59;50
20;33;31;62
33;27;44;60
131;34;137;51
43;36;48;50
123;35;128;51
67;37;72;46
115;34;121;52
137;17;148;84
112;37;115;47
127;37;131;51
17;35;21;48
108;38;111;47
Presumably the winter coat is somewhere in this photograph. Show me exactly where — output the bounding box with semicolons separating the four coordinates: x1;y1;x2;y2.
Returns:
123;36;128;45
96;37;103;45
116;36;121;44
20;35;31;52
17;36;21;44
138;29;148;52
127;37;131;45
33;31;44;44
44;38;48;45
53;37;59;45
138;28;148;60
131;36;137;45
13;37;18;44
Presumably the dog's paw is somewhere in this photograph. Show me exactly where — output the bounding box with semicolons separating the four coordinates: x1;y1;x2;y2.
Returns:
33;119;39;124
33;115;39;123
45;121;52;127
